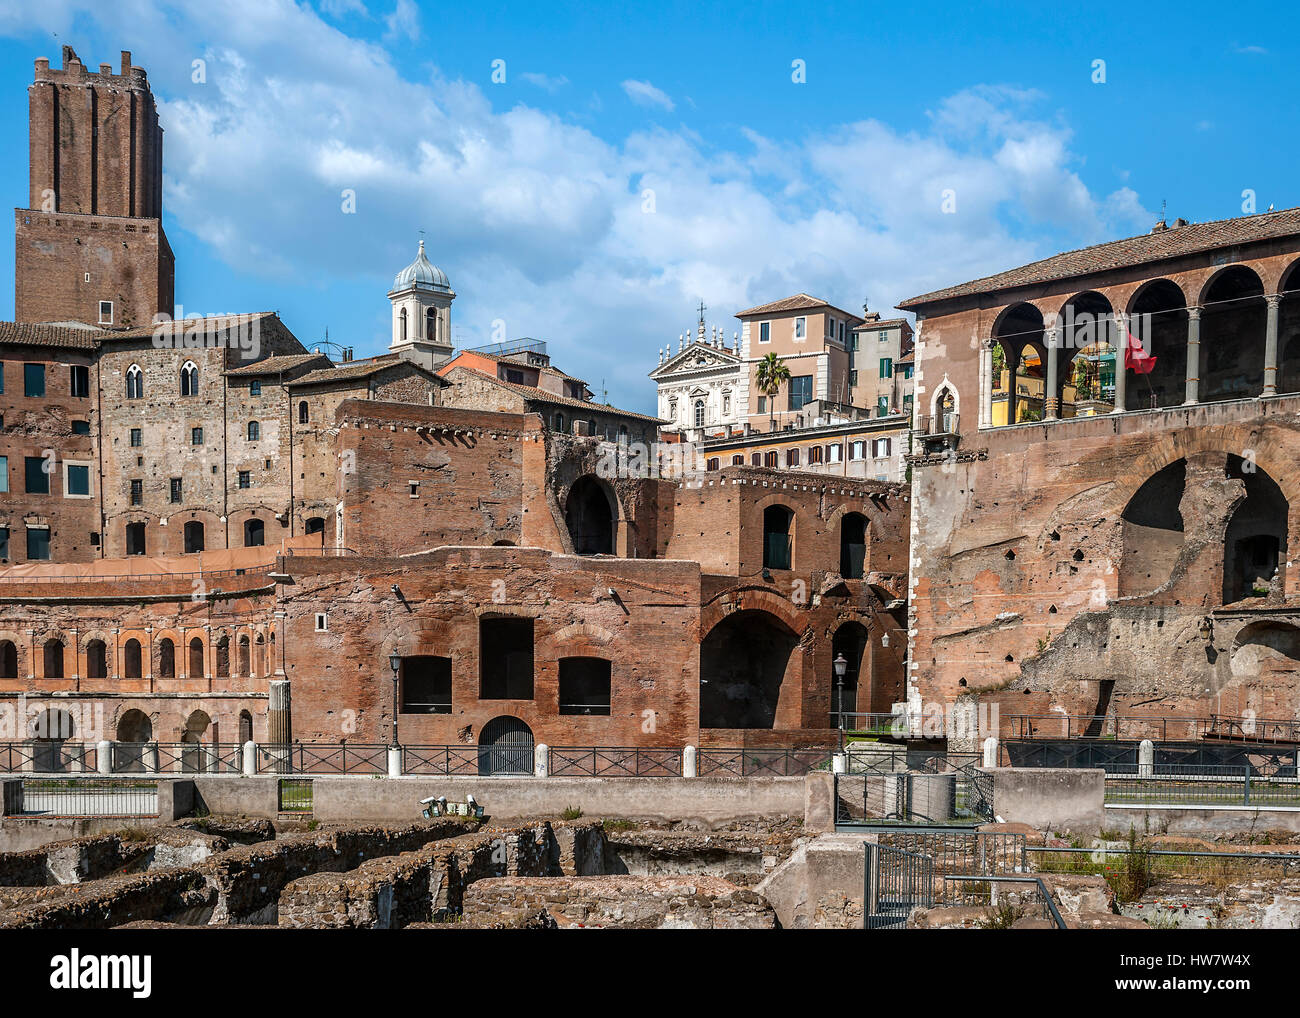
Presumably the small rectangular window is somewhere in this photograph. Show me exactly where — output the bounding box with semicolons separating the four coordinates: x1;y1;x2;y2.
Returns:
249;380;262;396
130;479;143;506
130;428;142;447
69;365;90;398
99;301;114;325
880;357;893;378
0;362;5;393
238;470;251;489
0;456;7;493
66;463;90;497
170;478;182;503
26;527;51;561
72;420;90;435
23;363;44;398
315;613;329;632
0;527;8;559
24;456;49;494
759;321;770;344
794;317;806;339
192;427;203;445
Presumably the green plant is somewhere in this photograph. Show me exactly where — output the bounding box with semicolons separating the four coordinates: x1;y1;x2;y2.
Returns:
978;901;1026;929
601;818;636;833
755;352;791;432
560;805;583;821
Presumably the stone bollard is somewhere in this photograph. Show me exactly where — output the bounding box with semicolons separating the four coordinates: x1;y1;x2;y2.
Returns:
683;745;697;778
97;740;113;775
982;736;999;768
387;745;403;778
242;741;257;777
145;741;159;774
832;753;847;775
1138;739;1154;778
534;743;549;778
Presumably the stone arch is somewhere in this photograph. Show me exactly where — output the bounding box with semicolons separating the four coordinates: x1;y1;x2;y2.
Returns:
237;634;251;676
477;715;534;775
1123;278;1189;410
699;609;800;729
1223;454;1288;604
991;302;1044;425
189;636;206;678
42;636;65;679
1230;620;1300;681
1198;264;1266;404
1119;459;1186;597
564;474;616;555
830;619;869;720
157;636;177;679
116;708;153;743
123;638;143;679
182;709;211;743
762;503;795;571
1278;259;1300;395
85;638;108;679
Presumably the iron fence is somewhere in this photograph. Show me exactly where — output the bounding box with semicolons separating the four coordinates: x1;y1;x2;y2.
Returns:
402;745;481;776
1105;764;1300;806
877;831;1026;878
277;778;313;813
865;842;933;929
1027;845;1300;884
261;743;389;775
940;875;1067;928
697;747;833;777
0;741;97;774
1000;713;1300;744
15;778;158;818
549;746;683;777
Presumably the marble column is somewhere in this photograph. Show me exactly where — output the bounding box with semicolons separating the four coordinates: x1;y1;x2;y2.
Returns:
1111;313;1127;414
1264;293;1281;396
1184;307;1201;405
1045;327;1060;420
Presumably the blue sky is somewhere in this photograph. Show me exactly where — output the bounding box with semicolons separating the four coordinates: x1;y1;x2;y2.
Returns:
0;0;1295;412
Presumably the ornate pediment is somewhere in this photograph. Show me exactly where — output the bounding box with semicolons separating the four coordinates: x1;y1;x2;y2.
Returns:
649;341;742;381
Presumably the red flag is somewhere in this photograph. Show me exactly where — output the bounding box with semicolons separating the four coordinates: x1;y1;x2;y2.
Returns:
1124;327;1156;375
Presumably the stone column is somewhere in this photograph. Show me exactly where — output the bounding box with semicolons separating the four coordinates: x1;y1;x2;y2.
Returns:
1005;346;1019;424
1044;327;1060;420
1264;294;1281;396
978;340;993;428
682;745;697;778
1184;307;1201;405
242;740;257;776
1111;313;1127;413
267;680;291;773
97;740;112;775
533;743;549;778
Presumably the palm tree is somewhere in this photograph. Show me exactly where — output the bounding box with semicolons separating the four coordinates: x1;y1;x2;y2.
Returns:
755;352;791;432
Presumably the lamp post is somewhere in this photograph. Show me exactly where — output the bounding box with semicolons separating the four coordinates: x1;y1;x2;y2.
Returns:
388;649;401;748
833;653;848;730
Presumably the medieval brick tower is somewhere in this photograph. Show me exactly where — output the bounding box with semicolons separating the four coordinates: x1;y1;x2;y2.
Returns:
13;46;174;329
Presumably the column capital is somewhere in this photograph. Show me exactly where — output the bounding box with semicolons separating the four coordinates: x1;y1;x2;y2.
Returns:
1266;292;1283;308
1187;305;1203;321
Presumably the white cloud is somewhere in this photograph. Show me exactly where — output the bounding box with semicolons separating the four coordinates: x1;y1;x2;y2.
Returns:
519;72;569;93
621;79;675;112
383;0;419;42
0;2;1152;410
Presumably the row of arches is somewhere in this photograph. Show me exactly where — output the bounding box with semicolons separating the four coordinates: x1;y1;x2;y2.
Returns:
124;361;202;400
0;630;276;681
986;261;1300;424
124;517;275;556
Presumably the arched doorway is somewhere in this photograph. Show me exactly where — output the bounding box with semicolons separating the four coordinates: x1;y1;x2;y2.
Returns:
116;709;153;772
565;475;615;555
31;707;75;772
1126;280;1188;410
86;639;107;679
831;621;870;722
184;520;205;553
699;609;799;728
1119;460;1186;597
1058;291;1118;416
1223;456;1288;604
1200;266;1266;404
839;512;867;578
124;638;143;679
478;716;534;775
244;518;265;547
181;710;211;773
43;638;64;679
991;303;1045;425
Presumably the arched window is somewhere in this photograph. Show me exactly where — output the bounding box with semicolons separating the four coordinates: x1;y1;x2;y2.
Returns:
124;638;142;679
731;454;744;466
158;638;175;678
255;633;266;677
298;401;309;424
180;361;199;397
694;400;705;428
216;635;230;678
554;412;566;433
786;448;800;467
43;638;64;679
184;520;205;554
304;517;325;536
764;451;779;468
247;420;260;441
237;635;251;676
0;640;16;678
399;307;408;342
809;445;823;464
426;306;437;342
763;505;794;570
86;639;107;679
244;518;265;547
189;637;205;678
126;364;144;400
238;710;253;744
706;457;720;471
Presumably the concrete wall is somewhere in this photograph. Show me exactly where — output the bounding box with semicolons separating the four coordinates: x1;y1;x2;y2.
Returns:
988;767;1105;834
1106;804;1300;836
190;774;805;826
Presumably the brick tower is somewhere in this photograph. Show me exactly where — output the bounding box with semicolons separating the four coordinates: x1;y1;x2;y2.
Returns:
13;47;174;328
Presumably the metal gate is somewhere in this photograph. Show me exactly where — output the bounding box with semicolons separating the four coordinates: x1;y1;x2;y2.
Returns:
478;716;534;775
864;843;933;929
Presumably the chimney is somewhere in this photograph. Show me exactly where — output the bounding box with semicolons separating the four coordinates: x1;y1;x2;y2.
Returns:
121;51;132;74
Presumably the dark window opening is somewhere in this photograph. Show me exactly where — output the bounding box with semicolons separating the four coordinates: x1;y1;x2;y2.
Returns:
699;610;797;728
400;656;453;714
126;521;146;556
158;638;175;678
86;639;107;679
43;638;64;679
124;639;142;679
558;657;612;715
184;521;205;553
565;475;615;555
479;617;534;700
244;519;265;547
763;504;793;570
840;512;867;579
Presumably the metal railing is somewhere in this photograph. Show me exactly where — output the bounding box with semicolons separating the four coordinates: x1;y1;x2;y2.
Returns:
548;746;683;777
12;778;159;818
865;842;933;929
261;742;389;775
0;741;97;774
940;875;1067;929
1105;764;1300;806
402;745;481;775
1027;845;1300;883
999;712;1300;744
696;747;833;777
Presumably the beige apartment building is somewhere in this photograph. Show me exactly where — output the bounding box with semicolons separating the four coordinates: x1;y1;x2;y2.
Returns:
849;312;915;418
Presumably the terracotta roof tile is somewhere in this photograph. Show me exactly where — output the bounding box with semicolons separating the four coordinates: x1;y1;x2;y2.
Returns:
899;208;1300;309
292;354;444;387
449;366;664;423
0;321;102;350
735;293;863;320
224;353;330;377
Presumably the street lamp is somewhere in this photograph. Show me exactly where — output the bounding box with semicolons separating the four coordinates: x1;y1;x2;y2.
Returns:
833;653;848;730
388;649;402;748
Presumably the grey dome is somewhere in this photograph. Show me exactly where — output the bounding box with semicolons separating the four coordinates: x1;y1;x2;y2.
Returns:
391;239;451;294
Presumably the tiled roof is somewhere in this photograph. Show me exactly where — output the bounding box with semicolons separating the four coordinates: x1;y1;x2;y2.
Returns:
899;208;1300;309
292;353;444;387
0;321;102;350
224;353;330;377
449;366;664;423
735;293;862;320
853;317;910;331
